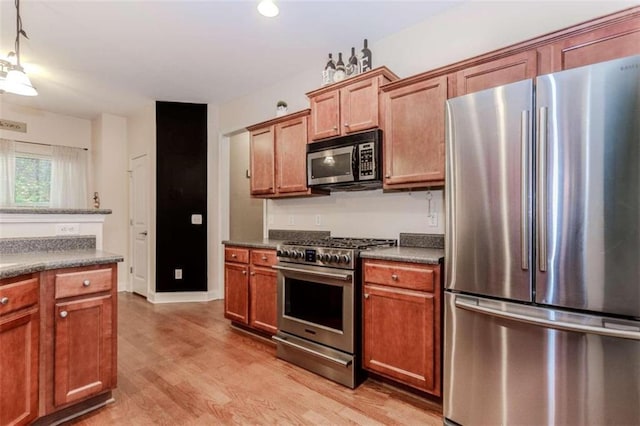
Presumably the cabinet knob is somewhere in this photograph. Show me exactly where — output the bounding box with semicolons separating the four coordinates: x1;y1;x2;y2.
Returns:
364;294;370;299
242;270;247;275
83;279;91;287
385;174;391;179
344;123;349;127
391;274;398;281
231;254;237;258
60;311;68;318
333;126;338;130
0;297;9;305
250;272;255;276
261;256;268;260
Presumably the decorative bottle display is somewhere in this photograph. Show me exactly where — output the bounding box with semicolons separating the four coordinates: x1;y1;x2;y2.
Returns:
333;52;346;82
322;53;336;85
361;39;372;72
346;47;359;77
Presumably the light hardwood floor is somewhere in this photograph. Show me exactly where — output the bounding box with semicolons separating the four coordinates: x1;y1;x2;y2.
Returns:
69;293;443;425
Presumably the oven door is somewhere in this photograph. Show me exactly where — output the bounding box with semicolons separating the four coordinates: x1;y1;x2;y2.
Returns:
274;262;354;353
307;145;355;186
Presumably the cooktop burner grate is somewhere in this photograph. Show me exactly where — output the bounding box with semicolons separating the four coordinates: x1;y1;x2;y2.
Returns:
281;237;397;250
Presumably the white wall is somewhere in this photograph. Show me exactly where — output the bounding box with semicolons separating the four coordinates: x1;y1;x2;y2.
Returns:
218;1;637;241
92;113;129;291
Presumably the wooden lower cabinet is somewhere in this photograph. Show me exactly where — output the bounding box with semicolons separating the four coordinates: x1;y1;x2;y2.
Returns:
53;295;113;407
0;307;39;426
362;259;441;396
224;246;277;335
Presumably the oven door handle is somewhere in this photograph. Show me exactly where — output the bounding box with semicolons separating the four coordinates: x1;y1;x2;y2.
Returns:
272;335;353;367
272;265;352;281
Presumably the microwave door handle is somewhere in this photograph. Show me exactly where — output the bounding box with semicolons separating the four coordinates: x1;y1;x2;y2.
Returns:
352;145;358;178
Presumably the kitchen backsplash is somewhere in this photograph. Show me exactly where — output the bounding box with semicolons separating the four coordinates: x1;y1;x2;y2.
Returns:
266;189;444;239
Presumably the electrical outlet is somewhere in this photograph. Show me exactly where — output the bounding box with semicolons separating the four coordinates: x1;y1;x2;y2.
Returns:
175;269;182;280
315;215;322;226
55;223;79;235
428;213;438;227
288;215;295;225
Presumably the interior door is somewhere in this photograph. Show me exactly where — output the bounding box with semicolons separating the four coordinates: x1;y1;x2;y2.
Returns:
130;155;149;296
445;79;533;301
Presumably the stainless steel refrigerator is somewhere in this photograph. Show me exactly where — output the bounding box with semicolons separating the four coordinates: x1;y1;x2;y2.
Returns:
444;55;640;425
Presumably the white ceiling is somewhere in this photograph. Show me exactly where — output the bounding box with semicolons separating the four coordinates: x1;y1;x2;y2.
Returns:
0;0;461;120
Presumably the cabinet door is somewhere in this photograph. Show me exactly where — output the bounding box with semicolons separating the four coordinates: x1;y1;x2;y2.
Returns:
224;262;249;324
383;76;447;188
250;126;276;195
249;265;277;335
541;15;640;74
455;50;537;96
341;78;380;134
309;91;340;141
275;115;309;194
363;284;439;395
54;295;112;407
0;308;39;426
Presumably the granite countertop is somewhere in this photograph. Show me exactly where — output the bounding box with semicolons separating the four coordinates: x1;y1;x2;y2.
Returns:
0;249;124;279
359;246;444;265
222;239;283;250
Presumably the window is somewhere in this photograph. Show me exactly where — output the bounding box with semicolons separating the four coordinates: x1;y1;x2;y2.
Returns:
14;153;52;206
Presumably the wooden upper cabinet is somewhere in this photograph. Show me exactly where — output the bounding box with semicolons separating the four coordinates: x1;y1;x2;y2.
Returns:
539;13;640;74
382;75;447;189
454;50;538;97
307;67;399;141
247;110;327;199
275;114;308;194
249;126;276;196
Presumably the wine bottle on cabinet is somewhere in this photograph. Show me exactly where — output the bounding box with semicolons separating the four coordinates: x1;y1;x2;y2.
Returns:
346;47;359;77
322;53;336;85
361;39;372;72
333;52;346;82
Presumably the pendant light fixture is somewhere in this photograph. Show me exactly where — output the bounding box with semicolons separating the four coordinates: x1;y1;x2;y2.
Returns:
257;0;279;18
0;0;38;96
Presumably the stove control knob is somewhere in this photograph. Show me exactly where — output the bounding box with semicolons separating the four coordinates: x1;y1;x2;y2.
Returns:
276;249;283;257
282;250;291;258
341;255;351;264
293;251;303;259
331;254;340;263
317;254;326;262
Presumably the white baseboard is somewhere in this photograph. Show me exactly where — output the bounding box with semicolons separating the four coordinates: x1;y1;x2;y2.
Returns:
146;291;217;304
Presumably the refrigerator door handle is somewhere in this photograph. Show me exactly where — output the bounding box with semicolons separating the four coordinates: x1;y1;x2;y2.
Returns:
521;110;530;271
454;295;640;341
536;107;548;272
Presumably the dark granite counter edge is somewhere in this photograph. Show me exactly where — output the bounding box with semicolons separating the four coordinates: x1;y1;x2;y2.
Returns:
0;208;112;214
221;240;281;250
0;253;124;280
360;248;444;265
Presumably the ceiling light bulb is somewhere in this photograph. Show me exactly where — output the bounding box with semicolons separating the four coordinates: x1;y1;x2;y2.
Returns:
4;66;37;96
258;0;279;18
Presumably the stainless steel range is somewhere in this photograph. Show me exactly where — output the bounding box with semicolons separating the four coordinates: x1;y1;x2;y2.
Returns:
273;237;396;388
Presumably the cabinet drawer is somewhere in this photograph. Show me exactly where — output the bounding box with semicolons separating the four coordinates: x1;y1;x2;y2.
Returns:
0;277;38;317
55;268;113;299
225;247;250;263
364;260;436;292
251;249;277;267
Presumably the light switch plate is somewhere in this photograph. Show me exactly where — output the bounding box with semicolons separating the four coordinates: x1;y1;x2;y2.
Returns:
191;214;202;225
428;213;438;227
175;269;183;279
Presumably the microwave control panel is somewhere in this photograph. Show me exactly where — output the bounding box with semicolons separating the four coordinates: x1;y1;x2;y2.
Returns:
358;142;376;181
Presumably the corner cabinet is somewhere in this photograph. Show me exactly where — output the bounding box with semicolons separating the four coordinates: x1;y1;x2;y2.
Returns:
224;246;277;335
381;75;447;189
247;110;327;199
307;67;399;141
362;259;442;396
0;275;39;426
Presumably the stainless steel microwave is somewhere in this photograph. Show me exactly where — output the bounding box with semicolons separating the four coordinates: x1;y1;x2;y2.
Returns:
307;130;382;191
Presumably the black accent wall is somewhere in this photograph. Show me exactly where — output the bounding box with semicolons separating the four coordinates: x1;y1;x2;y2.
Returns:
156;101;208;292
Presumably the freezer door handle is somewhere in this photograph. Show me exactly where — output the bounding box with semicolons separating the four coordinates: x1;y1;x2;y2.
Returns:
521;110;530;271
454;295;640;341
536;107;548;272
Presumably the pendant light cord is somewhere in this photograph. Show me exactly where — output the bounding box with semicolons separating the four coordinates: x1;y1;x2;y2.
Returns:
14;0;26;67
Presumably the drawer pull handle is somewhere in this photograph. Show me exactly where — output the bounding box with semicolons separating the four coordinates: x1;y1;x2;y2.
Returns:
60;311;68;318
242;270;247;275
261;256;268;260
391;274;398;281
83;279;91;287
0;297;9;305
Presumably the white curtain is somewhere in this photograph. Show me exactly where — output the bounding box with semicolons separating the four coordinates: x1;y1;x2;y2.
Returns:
50;145;88;208
0;138;16;207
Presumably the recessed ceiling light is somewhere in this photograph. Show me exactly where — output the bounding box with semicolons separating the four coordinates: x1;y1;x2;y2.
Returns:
258;0;279;18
